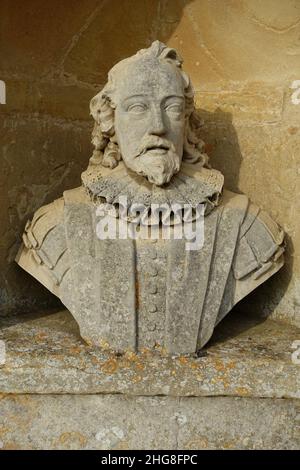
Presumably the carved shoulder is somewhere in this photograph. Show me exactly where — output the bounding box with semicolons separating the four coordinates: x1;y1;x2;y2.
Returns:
233;203;285;281
16;197;69;296
230;202;285;306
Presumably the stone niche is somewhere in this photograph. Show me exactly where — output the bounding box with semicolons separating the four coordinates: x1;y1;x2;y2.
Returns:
0;0;300;450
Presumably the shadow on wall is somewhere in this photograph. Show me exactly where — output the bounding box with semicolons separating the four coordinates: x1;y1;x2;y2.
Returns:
196;107;293;343
197;108;243;194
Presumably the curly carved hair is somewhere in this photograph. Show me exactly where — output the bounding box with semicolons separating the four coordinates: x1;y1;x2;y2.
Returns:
89;41;208;169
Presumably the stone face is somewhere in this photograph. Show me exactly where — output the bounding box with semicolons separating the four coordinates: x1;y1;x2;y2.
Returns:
15;41;285;354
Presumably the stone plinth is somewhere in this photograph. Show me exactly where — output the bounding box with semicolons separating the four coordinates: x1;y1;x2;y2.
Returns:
0;309;299;449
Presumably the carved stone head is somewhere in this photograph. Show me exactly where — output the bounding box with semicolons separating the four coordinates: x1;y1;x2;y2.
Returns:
89;41;208;186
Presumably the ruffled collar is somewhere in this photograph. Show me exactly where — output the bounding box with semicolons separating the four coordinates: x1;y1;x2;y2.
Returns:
81;161;224;218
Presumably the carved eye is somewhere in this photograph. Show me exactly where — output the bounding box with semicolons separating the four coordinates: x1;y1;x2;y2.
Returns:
165;103;183;114
127;103;147;114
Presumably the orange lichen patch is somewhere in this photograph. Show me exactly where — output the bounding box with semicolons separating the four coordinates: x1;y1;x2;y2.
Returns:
171;370;177;376
207;358;234;389
185;436;208;449
34;332;48;342
101;358;118;374
134;362;145;371
213;358;227;372
13;395;30;405
212;358;235;373
189;361;200;369
2;441;20;450
226;361;236;369
140;347;151;356
132;375;142;383
68;346;83;355
99;339;110;350
213;373;230;389
117;359;132;370
124;351;138;362
178;357;188;365
235;387;251;396
57;431;87;448
223;380;230;389
0;426;9;437
222;440;236;449
116;440;130;450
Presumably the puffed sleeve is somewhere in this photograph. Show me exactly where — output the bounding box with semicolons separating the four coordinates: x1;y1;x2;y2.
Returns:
233;202;285;281
228;201;285;308
15;197;69;296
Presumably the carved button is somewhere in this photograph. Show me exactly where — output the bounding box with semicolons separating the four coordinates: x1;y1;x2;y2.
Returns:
148;305;157;313
149;285;158;294
148;323;156;332
148;266;158;277
149;250;157;260
150;239;157;244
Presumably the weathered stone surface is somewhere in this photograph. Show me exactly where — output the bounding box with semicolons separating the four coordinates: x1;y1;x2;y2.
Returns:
0;394;298;449
0;309;299;398
177;397;300;450
0;79;95;121
195;84;284;125
169;0;300;86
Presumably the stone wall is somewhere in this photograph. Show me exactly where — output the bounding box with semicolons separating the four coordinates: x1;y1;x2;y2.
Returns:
0;0;299;325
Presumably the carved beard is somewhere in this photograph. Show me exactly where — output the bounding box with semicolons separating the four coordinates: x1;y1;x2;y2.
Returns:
129;136;181;186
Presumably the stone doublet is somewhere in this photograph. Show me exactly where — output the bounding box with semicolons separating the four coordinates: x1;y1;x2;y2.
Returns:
16;163;285;355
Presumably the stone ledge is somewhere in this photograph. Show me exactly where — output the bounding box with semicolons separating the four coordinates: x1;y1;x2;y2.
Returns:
0;394;299;450
0;309;299;398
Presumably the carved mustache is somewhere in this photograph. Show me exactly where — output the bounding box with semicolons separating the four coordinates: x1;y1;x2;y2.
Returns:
135;136;174;158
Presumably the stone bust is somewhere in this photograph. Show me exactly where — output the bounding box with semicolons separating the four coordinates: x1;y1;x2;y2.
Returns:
16;41;285;355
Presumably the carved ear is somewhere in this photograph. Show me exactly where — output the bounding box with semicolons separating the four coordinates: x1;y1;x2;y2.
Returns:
90;90;115;137
90;94;102;124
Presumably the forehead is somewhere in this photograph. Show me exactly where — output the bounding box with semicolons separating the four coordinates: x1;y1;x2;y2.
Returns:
114;57;185;102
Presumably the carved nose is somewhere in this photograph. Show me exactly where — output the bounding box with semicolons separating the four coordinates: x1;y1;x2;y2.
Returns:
149;110;166;136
